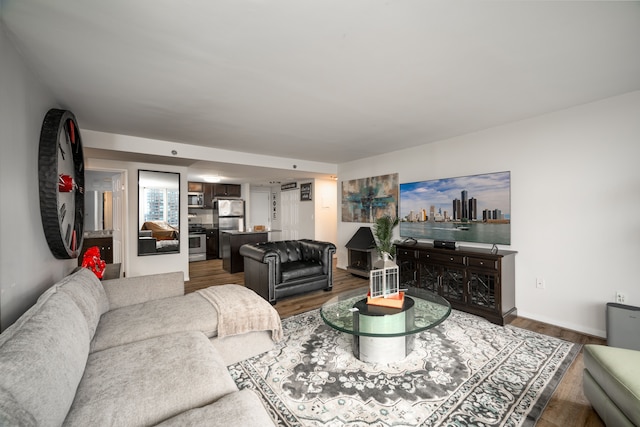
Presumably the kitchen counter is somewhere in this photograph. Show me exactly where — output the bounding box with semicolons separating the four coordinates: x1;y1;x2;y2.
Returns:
84;230;113;238
220;231;268;273
222;230;266;235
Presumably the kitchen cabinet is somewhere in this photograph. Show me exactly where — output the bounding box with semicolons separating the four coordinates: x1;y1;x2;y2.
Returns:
213;184;241;198
203;183;215;208
395;242;517;325
188;182;203;192
188;182;241;206
206;228;218;259
79;236;113;265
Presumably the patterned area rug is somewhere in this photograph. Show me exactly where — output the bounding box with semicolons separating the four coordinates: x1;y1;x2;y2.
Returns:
228;309;579;426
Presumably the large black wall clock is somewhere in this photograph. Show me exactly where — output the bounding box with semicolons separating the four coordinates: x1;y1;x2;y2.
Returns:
38;109;85;259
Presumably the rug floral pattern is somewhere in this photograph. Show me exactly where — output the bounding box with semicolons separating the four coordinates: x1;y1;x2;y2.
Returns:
228;309;579;427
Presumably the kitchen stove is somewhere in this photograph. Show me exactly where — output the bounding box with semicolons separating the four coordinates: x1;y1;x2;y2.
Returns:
188;224;207;262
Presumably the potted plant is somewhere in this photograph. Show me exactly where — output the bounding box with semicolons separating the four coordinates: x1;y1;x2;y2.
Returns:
373;214;399;261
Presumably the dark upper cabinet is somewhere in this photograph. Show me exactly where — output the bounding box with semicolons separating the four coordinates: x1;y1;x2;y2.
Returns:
213;184;241;198
188;182;203;192
188;182;241;207
203;183;215;208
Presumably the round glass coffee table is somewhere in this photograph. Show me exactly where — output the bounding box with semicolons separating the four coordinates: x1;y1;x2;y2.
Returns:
320;287;451;363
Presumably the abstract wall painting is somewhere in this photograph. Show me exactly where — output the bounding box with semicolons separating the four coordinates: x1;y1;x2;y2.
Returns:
341;173;398;223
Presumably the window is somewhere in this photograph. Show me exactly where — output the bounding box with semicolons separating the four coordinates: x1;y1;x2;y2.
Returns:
143;187;179;227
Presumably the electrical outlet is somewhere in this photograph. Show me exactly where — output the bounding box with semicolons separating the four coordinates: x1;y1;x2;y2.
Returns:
616;291;626;304
536;277;545;289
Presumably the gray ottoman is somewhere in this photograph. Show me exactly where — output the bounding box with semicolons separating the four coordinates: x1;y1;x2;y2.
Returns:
583;344;640;426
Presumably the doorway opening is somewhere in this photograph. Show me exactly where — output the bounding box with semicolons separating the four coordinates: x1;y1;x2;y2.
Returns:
83;169;128;276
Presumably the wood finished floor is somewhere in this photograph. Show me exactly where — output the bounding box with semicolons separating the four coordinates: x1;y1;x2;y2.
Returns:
187;258;606;427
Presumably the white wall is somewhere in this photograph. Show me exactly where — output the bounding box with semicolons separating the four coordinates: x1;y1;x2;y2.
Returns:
0;25;78;330
85;140;339;279
3;8;635;337
314;178;338;245
338;91;640;338
85;153;190;280
251;181;338;243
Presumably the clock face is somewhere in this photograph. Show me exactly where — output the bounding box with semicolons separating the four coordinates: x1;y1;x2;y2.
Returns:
38;109;85;259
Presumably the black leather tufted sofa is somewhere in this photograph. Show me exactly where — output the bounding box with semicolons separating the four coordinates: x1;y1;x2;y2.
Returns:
239;239;336;304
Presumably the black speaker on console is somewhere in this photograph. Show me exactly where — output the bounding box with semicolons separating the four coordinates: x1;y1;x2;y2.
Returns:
434;240;456;250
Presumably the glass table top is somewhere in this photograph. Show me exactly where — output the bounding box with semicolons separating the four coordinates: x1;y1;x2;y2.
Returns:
320;287;451;337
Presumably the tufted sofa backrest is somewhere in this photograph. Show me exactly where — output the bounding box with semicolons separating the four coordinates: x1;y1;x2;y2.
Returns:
267;241;303;263
248;240;333;264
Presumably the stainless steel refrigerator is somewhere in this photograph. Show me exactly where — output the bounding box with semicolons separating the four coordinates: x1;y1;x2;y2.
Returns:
213;199;245;256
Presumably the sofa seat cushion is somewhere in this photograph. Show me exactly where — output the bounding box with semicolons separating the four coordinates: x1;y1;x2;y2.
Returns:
64;331;238;427
281;260;324;282
583;344;640;425
91;292;218;352
156;389;275;426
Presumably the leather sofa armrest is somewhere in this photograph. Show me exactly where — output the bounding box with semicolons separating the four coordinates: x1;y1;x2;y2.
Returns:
240;243;282;282
239;243;279;263
299;239;336;275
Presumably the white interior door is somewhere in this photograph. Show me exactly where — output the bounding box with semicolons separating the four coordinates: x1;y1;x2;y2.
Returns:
111;172;125;268
280;190;300;240
249;189;270;230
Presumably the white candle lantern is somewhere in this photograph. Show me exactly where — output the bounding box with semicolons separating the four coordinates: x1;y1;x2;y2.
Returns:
369;252;399;299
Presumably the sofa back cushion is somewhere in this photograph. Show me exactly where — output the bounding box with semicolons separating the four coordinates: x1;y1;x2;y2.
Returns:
57;268;109;339
102;271;185;310
0;287;90;426
267;240;334;264
269;241;303;263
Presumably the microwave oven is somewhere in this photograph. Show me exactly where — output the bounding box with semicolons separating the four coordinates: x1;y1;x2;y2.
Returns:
187;192;204;208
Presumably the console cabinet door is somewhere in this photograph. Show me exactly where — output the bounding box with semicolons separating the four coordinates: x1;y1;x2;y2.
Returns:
466;255;501;313
417;260;439;294
440;265;466;305
413;252;465;304
396;248;417;287
421;252;466;304
467;269;500;313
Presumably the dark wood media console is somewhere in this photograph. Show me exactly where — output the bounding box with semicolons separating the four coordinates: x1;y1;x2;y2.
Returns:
395;242;517;325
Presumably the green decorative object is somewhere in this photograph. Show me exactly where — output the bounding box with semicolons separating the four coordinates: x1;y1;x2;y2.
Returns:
373;214;399;259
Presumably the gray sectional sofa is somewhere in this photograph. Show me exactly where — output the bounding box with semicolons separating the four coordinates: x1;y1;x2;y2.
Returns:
0;268;280;426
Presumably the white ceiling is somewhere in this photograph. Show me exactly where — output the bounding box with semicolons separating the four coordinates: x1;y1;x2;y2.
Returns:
2;1;640;183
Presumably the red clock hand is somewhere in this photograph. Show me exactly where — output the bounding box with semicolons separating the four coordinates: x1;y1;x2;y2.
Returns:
59;174;74;192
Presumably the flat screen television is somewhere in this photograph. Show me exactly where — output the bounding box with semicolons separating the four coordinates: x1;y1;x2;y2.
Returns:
399;171;511;245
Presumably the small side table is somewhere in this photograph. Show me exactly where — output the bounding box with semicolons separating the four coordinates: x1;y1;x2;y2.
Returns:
320;287;451;364
352;297;416;363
